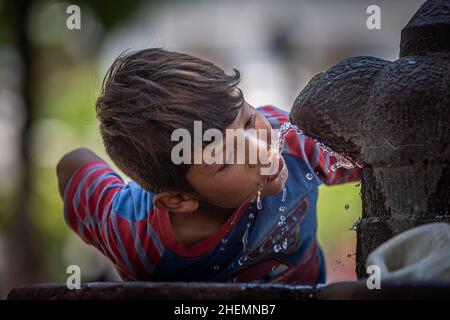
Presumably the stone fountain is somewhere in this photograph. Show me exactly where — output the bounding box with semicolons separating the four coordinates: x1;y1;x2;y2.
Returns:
290;0;450;278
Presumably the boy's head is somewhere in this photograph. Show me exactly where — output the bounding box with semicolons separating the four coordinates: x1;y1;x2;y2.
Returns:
96;48;287;213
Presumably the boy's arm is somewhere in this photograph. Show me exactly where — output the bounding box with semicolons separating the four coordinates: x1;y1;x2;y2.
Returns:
57;148;161;280
56;148;104;199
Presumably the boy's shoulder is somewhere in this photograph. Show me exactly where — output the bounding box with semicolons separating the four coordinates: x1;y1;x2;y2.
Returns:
256;105;290;129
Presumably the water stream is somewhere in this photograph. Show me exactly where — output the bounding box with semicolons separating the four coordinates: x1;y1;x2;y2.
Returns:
226;122;358;271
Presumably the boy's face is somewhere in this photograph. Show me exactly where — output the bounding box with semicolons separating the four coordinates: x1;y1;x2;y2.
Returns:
186;101;288;209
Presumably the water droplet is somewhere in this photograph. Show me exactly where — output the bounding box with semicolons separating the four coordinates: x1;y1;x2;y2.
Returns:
256;189;262;210
306;173;313;180
282;238;288;250
220;238;227;251
242;228;250;252
213;265;220;270
349;218;362;231
278;122;304;154
317;142;354;171
281;184;287;202
279;205;286;213
273;244;282;253
280;169;288;202
249;213;255;219
345;203;350;210
238;255;247;266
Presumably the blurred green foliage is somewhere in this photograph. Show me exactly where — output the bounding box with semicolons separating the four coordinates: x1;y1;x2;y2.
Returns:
30;63;105;280
317;183;361;258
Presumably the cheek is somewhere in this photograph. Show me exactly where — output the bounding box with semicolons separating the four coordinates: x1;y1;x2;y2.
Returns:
202;167;262;205
217;167;258;193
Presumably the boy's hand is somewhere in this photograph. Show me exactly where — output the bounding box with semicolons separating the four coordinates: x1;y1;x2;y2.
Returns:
56;148;104;199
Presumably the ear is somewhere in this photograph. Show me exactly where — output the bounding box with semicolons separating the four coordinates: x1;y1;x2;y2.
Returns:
153;192;199;214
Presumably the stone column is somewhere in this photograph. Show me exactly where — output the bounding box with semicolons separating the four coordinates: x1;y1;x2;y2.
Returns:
290;0;450;278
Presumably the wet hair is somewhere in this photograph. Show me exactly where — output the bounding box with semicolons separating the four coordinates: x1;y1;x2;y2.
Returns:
96;48;244;193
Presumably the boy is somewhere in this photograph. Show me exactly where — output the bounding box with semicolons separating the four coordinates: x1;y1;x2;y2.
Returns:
57;48;359;284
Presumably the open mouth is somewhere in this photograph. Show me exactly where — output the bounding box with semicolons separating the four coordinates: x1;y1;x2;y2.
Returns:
266;156;285;182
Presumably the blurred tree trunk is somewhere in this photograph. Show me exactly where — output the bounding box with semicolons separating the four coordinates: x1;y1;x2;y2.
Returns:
5;0;44;290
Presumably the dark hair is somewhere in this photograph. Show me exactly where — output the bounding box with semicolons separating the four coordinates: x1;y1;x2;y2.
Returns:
96;48;244;193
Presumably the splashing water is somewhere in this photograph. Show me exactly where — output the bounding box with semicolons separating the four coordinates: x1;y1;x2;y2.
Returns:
220;238;228;252
277;215;286;227
282;238;288;250
238;255;247;266
235;205;257;268
246;121;357;258
280;169;288;202
317;142;355;171
278;121;305;153
349;218;362;231
274;160;289;252
252;121;356;210
256;188;263;210
278;122;356;172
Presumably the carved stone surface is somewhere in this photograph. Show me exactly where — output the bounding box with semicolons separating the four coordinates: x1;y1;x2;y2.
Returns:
290;0;450;277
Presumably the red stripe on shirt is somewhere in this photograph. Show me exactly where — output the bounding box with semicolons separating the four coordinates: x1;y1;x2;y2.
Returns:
136;219;161;266
114;215;148;279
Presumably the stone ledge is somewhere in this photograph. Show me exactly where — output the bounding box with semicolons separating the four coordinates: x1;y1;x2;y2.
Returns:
7;281;450;300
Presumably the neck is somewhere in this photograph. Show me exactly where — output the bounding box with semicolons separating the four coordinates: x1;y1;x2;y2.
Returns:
169;201;239;246
197;200;237;218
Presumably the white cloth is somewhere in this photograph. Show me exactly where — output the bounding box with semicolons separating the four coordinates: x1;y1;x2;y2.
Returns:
366;222;450;281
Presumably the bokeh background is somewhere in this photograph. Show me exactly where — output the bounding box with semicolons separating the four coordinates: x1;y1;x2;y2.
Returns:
0;0;425;298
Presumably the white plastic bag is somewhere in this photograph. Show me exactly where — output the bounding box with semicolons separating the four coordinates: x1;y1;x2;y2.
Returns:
366;222;450;281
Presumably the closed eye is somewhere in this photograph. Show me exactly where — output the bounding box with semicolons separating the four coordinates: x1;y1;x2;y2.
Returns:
218;151;234;172
217;111;254;173
218;162;232;172
245;113;255;129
